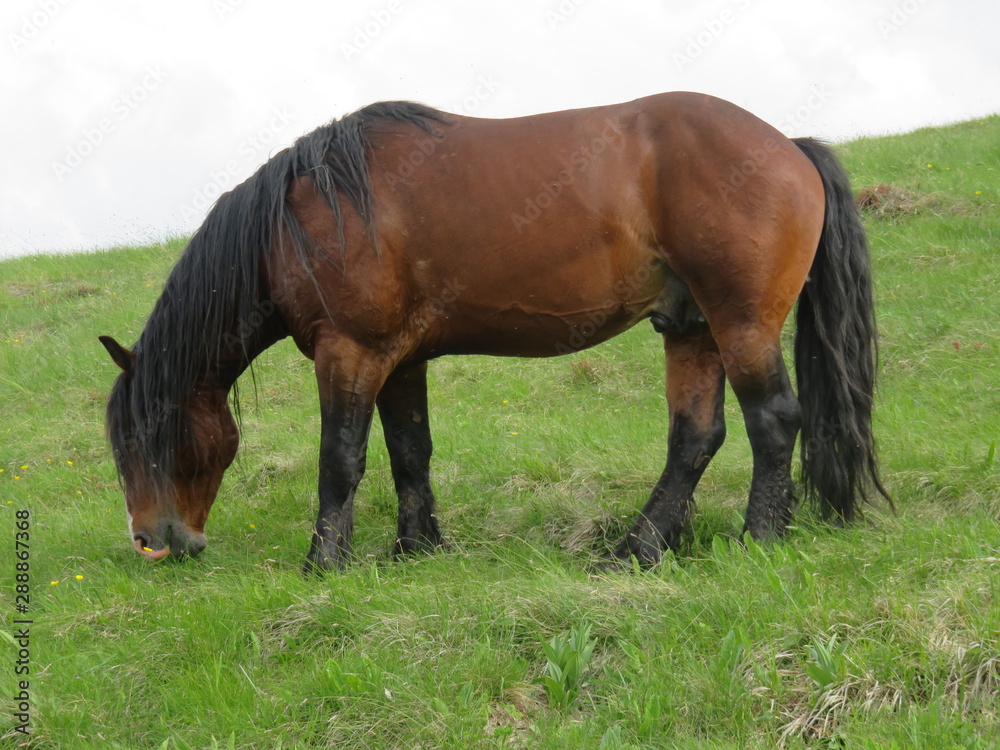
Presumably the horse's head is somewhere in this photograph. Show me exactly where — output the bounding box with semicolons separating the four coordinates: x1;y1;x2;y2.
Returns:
100;336;239;562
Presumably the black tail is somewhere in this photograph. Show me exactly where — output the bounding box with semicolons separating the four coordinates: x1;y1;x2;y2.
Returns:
792;137;891;521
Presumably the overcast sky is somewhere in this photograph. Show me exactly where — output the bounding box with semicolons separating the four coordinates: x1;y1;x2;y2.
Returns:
2;0;997;259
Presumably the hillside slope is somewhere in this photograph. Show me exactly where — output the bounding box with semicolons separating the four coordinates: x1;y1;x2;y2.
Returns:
1;116;997;749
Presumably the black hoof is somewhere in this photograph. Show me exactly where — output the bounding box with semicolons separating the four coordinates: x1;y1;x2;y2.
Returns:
303;537;350;575
393;535;446;559
591;554;635;574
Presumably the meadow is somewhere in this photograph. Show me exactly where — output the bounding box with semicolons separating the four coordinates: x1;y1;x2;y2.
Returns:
1;115;997;748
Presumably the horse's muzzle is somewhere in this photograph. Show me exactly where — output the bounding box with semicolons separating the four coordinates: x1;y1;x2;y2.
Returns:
132;523;207;561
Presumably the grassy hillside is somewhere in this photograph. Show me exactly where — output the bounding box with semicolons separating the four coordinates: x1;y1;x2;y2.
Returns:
1;116;997;749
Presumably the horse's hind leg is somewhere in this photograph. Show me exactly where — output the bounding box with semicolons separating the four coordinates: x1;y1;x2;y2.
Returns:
376;362;443;556
718;328;802;542
613;325;726;565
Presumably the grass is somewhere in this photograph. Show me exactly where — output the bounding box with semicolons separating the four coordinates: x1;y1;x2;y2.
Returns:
1;116;998;748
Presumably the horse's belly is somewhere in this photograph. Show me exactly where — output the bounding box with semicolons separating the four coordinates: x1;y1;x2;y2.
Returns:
420;258;671;358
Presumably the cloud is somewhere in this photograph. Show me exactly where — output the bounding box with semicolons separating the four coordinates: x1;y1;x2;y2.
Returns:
1;0;998;258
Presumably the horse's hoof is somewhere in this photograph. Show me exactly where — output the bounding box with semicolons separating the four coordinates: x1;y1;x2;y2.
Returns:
302;545;349;575
591;554;636;574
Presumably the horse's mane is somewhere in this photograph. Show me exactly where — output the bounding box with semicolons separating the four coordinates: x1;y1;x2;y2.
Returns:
106;101;451;487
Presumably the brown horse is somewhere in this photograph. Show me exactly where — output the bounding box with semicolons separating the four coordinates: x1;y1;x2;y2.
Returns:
100;92;889;571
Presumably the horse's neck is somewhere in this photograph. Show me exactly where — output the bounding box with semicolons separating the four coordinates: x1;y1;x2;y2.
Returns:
206;311;288;393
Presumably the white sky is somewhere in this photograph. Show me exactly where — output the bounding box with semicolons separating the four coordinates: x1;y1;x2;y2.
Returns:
2;0;998;258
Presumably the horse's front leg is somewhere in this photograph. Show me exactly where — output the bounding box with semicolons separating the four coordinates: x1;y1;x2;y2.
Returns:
305;340;389;573
376;362;444;557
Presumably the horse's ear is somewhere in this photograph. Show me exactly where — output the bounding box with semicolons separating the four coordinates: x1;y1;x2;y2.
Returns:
99;335;135;375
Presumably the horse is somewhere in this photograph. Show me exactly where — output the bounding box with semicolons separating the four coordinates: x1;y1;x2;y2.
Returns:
100;91;890;572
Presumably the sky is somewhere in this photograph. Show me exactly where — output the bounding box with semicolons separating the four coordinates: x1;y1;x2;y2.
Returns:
2;0;998;259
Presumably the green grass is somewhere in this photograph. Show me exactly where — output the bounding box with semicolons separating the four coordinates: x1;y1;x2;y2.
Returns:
1;116;998;748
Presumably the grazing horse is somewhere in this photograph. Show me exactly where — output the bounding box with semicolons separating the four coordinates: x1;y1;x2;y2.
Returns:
100;92;889;571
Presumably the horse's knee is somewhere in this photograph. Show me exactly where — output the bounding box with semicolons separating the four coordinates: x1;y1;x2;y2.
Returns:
705;414;727;457
668;411;725;470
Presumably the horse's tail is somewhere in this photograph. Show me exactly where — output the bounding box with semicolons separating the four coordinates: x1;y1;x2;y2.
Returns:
791;137;891;521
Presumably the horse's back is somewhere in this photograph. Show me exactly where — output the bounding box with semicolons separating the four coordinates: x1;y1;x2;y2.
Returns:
277;92;824;364
359;97;670;358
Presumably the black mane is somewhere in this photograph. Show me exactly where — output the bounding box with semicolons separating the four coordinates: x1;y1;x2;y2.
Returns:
106;101;450;486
